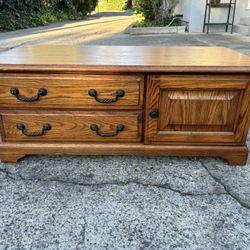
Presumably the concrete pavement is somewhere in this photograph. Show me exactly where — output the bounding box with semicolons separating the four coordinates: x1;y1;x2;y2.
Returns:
1;12;250;56
0;12;250;250
0;12;135;52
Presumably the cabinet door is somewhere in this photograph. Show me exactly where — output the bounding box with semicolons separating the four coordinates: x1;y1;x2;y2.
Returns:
145;75;250;145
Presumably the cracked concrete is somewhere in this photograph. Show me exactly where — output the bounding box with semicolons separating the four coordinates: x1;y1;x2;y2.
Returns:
1;153;250;249
0;12;250;249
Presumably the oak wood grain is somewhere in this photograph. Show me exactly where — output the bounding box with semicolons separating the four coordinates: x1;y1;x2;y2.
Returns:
1;46;250;73
145;75;250;144
1;111;142;142
234;82;250;143
0;46;249;165
159;90;240;131
0;74;144;109
0;153;25;163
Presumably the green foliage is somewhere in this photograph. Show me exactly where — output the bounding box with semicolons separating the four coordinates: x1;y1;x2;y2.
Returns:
96;0;128;12
73;0;98;14
0;0;98;31
133;0;162;22
133;16;182;27
132;0;179;26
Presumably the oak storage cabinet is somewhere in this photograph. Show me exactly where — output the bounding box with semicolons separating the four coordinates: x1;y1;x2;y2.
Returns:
0;46;249;165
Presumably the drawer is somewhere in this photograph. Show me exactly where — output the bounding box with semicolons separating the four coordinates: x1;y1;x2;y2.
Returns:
1;111;142;142
0;74;144;109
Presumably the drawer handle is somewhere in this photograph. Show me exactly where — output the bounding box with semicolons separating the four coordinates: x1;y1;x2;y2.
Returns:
90;124;125;137
10;87;47;102
150;109;159;119
16;123;52;137
88;89;125;103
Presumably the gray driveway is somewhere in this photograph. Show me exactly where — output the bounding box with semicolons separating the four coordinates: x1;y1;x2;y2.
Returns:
0;12;250;250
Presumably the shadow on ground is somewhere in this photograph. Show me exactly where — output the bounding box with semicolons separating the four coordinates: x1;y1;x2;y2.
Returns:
92;11;134;17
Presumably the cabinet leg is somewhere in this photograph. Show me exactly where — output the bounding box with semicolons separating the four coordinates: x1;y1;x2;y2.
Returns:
223;153;249;166
0;154;26;163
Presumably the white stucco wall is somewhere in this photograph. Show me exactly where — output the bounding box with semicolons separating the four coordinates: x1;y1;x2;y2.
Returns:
173;0;250;32
236;0;250;19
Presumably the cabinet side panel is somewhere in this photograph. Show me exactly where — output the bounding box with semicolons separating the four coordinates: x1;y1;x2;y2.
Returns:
0;113;4;143
235;81;250;143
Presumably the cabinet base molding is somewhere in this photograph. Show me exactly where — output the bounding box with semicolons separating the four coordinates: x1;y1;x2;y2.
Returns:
0;153;25;163
0;143;248;166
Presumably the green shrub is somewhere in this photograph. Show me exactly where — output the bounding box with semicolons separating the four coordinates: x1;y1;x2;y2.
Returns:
133;0;162;22
75;0;98;13
96;0;128;12
0;0;98;31
132;0;178;26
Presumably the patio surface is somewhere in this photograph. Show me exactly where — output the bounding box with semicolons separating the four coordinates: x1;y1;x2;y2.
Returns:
0;12;250;250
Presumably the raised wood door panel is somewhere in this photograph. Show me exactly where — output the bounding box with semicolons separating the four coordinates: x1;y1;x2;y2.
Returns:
146;75;250;144
0;74;144;109
159;89;241;132
1;111;142;142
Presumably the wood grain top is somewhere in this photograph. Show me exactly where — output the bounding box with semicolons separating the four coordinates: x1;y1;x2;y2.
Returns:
0;45;250;73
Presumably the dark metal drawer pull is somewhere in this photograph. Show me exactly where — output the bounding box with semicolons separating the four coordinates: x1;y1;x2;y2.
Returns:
10;87;47;102
90;124;125;137
88;89;125;103
16;123;52;137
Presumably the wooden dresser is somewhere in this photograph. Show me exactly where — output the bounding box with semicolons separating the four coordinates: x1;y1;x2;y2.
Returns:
0;46;249;165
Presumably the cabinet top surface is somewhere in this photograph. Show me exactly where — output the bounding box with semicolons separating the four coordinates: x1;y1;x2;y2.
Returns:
0;45;250;73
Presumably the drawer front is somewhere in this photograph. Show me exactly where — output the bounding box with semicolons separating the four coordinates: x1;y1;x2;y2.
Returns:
1;111;142;142
146;75;250;145
0;74;144;109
